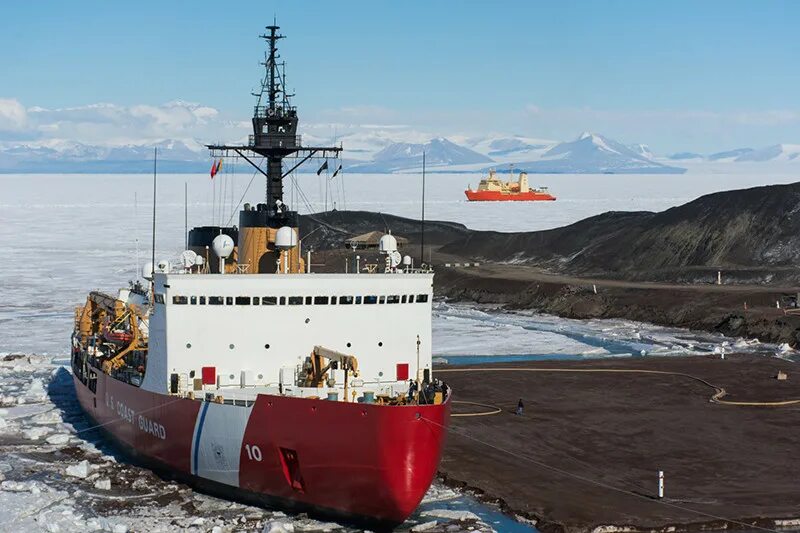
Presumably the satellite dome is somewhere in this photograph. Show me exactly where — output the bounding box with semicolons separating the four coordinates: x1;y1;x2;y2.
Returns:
157;259;171;273
212;234;235;258
402;255;412;266
379;234;398;254
180;250;198;269
275;226;298;249
142;262;154;280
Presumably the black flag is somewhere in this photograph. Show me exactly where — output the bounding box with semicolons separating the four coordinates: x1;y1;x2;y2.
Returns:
331;164;343;179
316;160;329;175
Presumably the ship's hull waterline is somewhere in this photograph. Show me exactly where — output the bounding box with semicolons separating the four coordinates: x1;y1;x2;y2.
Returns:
465;190;557;201
73;371;450;528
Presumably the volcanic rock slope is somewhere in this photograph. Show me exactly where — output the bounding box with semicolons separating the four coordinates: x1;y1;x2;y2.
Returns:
440;182;800;277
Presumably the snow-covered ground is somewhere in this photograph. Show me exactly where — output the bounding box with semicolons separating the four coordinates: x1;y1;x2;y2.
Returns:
432;303;792;363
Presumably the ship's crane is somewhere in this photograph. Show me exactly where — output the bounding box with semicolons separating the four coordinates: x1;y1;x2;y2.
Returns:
74;291;147;374
303;346;360;402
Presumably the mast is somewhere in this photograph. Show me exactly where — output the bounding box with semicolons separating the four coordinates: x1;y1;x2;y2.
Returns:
208;23;341;228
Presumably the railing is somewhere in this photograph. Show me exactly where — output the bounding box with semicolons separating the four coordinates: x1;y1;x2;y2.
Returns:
253;105;297;118
248;134;301;148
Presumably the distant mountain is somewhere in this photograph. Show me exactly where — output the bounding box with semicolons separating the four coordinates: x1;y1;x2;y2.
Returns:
346;138;492;173
707;148;754;161
0;139;207;173
487;132;686;174
735;144;800;162
668;152;704;161
628;143;654;160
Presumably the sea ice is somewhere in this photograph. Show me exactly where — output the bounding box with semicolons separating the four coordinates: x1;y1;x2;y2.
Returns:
421;509;481;521
22;426;49;440
262;520;295;533
93;478;111;490
65;460;90;479
46;433;70;445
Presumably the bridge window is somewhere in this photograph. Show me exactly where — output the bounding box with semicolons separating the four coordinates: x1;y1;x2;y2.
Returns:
379;296;386;304
225;297;233;305
190;296;197;305
154;294;165;304
262;296;277;305
252;297;259;306
355;296;362;304
235;296;251;305
401;295;407;303
288;296;303;305
279;296;286;305
172;296;188;305
208;296;224;305
387;295;400;304
305;296;312;305
314;296;329;305
199;296;206;305
416;294;429;303
364;295;378;305
339;296;353;305
330;296;338;305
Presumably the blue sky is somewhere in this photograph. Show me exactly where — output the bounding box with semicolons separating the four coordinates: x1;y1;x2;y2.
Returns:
1;0;798;152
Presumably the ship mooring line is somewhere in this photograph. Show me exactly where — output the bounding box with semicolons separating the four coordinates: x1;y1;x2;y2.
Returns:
437;367;800;407
421;416;781;533
450;400;503;417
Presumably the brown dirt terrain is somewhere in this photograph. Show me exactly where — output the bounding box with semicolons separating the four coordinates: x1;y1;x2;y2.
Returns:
432;260;800;346
435;354;800;533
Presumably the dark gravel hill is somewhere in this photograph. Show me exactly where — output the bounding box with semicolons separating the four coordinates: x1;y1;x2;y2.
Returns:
440;182;800;278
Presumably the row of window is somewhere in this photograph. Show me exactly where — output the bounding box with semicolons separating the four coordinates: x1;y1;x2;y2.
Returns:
166;294;430;306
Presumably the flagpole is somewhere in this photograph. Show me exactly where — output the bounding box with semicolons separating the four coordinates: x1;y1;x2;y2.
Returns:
420;150;426;265
150;147;158;300
211;165;215;225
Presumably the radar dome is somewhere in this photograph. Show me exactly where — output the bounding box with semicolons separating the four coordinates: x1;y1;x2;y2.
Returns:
142;262;154;280
156;259;171;273
275;226;298;249
402;255;412;266
212;234;235;258
379;234;398;254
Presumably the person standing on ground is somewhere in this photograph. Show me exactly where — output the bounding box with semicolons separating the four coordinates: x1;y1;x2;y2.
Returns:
516;398;524;416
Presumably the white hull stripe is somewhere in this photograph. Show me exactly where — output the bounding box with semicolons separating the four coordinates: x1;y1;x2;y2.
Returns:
191;401;210;475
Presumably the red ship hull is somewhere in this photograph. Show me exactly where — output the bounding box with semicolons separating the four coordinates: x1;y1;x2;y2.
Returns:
73;370;450;528
464;189;556;201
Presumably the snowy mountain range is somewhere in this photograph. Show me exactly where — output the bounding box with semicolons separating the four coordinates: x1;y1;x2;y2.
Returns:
669;145;800;163
475;133;684;174
1;131;798;174
346;138;492;173
0;139;209;173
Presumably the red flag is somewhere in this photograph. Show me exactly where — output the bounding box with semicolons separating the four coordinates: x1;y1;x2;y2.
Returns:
210;160;218;179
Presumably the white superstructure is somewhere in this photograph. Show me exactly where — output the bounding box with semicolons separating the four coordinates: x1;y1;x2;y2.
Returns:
142;271;433;402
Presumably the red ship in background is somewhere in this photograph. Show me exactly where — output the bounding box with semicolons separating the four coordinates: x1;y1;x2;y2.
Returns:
71;23;450;530
465;169;556;201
